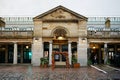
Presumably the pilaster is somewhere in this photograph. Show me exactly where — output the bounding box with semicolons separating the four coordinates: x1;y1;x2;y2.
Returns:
77;37;87;66
78;20;87;37
32;37;43;66
34;20;43;37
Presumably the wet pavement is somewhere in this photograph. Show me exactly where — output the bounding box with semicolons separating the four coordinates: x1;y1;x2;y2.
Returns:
0;65;119;80
93;65;120;80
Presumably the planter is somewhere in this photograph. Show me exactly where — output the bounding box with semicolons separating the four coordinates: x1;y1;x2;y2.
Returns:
44;64;48;68
40;64;48;68
40;57;49;68
87;59;92;66
73;63;80;68
40;65;42;68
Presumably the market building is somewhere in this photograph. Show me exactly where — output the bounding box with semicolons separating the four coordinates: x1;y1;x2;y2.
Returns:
0;6;120;67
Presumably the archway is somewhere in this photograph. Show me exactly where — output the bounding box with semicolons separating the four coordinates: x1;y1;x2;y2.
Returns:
51;26;70;39
51;27;70;69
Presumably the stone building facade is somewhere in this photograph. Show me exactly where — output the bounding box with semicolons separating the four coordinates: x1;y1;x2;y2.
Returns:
0;6;120;67
32;6;88;66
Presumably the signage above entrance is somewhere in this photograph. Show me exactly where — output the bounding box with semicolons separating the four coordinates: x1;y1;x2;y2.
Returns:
53;40;68;44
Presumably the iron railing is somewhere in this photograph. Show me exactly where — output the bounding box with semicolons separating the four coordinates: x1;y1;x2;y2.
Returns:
87;27;120;38
0;27;33;39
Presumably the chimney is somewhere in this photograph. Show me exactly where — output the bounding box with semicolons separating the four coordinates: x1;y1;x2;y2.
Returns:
0;17;5;27
105;17;110;28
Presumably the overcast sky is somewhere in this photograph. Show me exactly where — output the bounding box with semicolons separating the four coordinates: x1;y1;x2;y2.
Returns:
0;0;120;17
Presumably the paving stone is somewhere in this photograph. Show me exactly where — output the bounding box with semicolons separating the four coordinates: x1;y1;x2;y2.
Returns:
0;65;119;80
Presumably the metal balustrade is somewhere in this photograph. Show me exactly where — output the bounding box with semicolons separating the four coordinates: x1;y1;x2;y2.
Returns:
0;26;120;39
87;27;120;38
0;27;33;38
0;27;33;31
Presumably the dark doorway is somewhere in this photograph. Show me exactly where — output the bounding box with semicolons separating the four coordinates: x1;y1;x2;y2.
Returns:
8;44;13;63
23;45;32;63
0;51;5;63
0;45;6;63
18;45;22;63
90;49;99;64
44;42;49;58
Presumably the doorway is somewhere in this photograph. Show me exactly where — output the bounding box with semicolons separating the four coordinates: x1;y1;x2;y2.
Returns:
52;40;68;65
53;44;68;62
0;45;6;63
17;44;32;63
0;50;5;63
23;45;32;63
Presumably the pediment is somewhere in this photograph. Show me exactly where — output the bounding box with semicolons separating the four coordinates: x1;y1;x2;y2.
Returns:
34;5;87;21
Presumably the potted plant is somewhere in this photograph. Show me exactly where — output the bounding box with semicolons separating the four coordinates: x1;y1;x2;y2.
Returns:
72;56;80;68
40;57;44;68
107;59;110;65
43;57;49;68
87;59;92;66
40;57;49;68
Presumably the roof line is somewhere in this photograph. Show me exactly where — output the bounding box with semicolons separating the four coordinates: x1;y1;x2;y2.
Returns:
33;5;88;20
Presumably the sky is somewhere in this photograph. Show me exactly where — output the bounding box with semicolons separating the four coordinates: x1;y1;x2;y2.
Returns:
0;0;120;17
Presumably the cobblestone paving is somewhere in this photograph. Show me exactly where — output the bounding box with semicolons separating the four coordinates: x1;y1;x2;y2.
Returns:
0;65;117;80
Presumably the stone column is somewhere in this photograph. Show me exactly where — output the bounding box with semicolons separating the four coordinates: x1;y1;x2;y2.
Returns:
13;42;17;64
77;37;87;66
31;43;33;64
104;43;108;64
68;41;72;65
49;41;52;65
77;40;80;62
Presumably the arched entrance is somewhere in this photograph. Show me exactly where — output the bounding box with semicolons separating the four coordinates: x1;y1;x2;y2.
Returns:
51;27;70;68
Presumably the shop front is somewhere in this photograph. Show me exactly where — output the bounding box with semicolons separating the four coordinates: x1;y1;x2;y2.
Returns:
0;42;32;64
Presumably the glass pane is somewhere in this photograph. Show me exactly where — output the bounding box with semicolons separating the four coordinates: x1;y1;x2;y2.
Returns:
53;45;60;51
54;54;60;61
62;44;68;52
61;54;66;61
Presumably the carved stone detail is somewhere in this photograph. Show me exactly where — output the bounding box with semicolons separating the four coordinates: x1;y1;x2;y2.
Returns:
50;9;66;19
